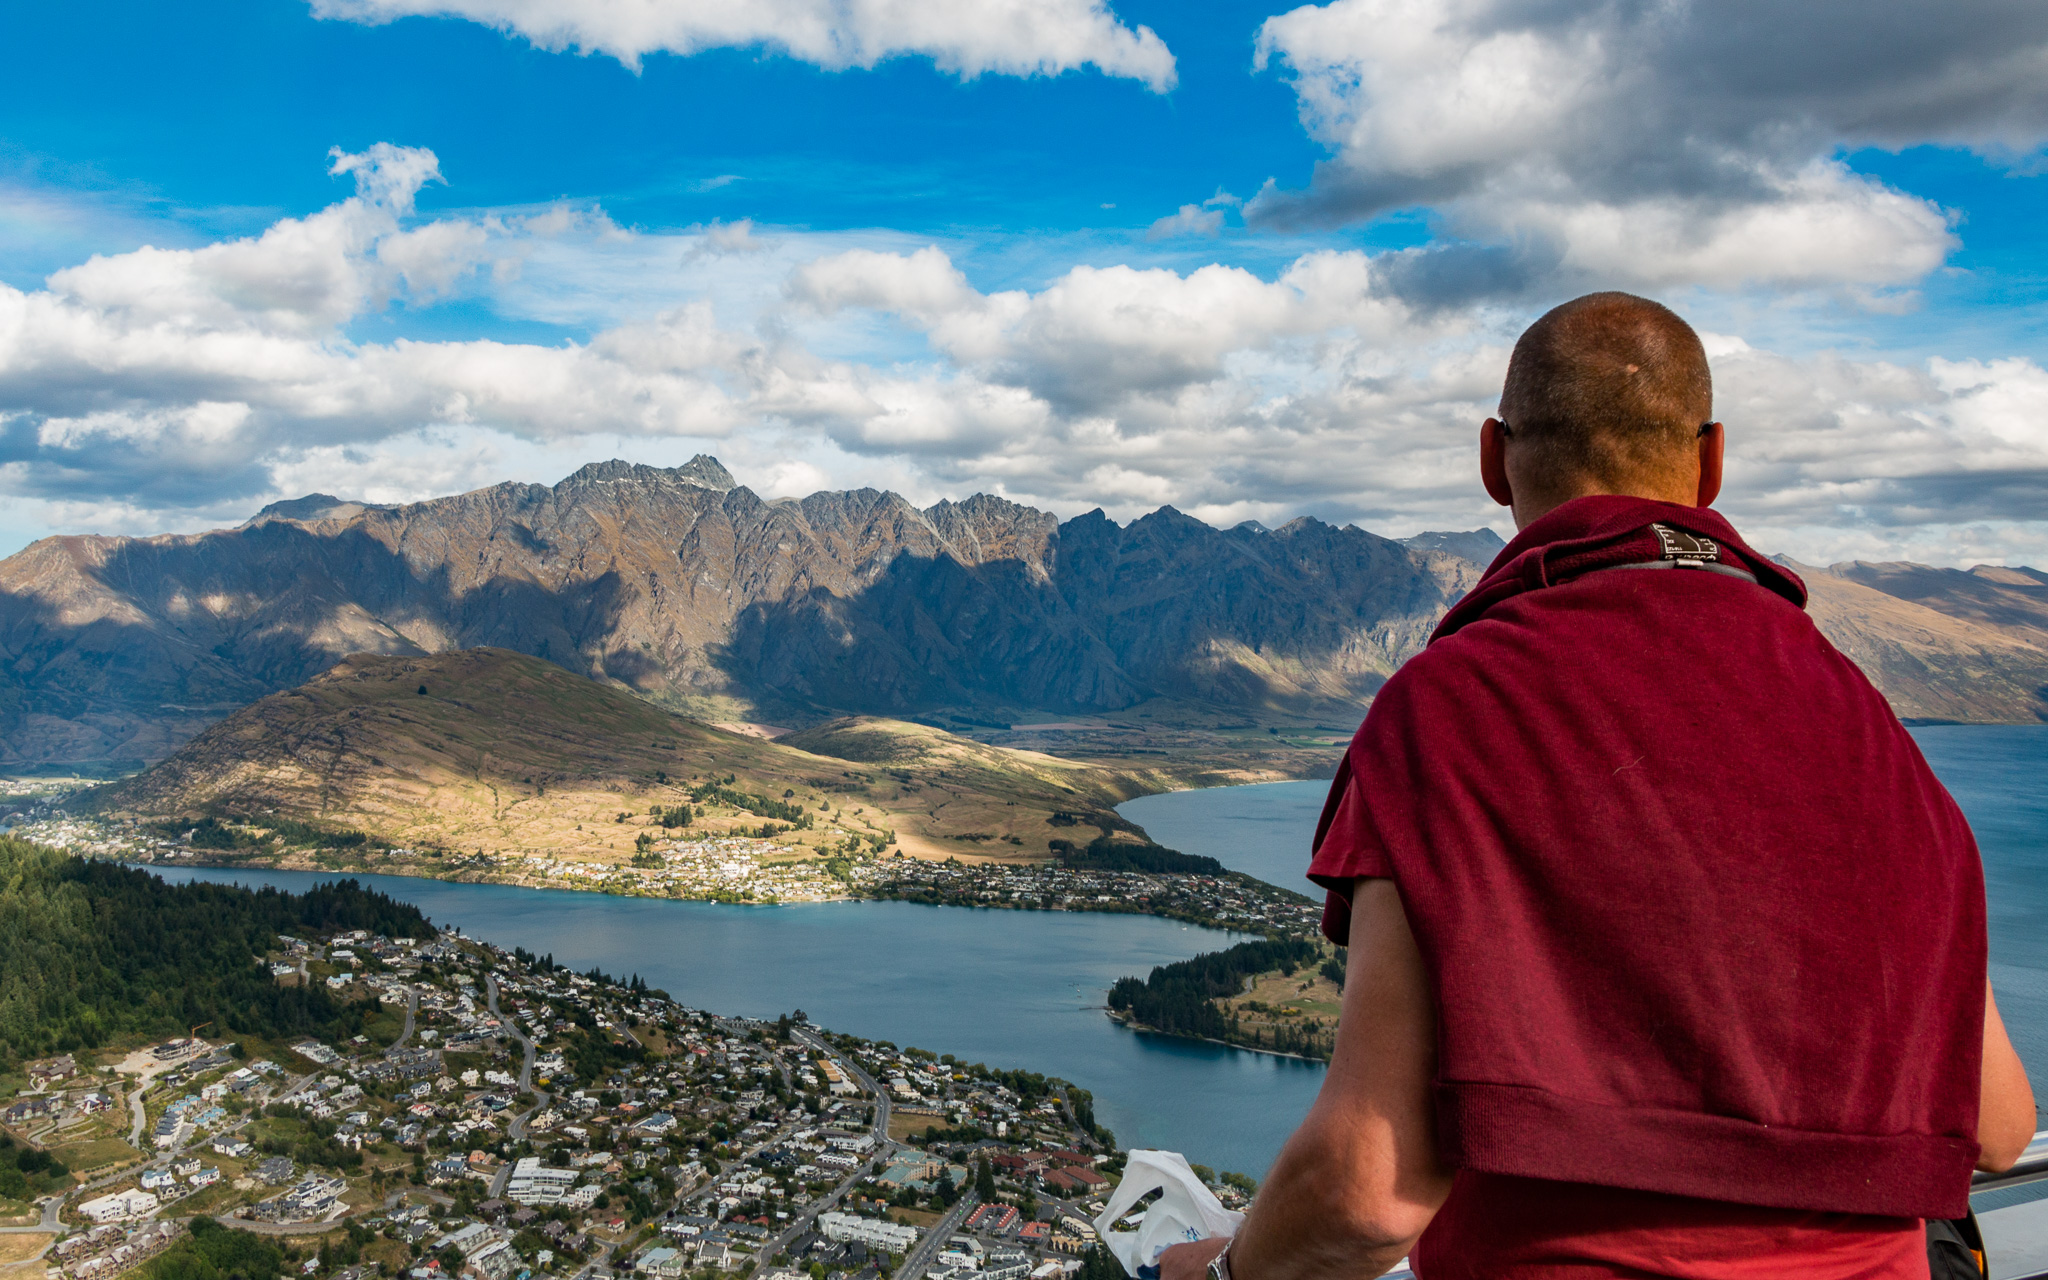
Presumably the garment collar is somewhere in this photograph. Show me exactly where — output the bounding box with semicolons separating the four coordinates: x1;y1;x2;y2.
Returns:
1433;495;1806;642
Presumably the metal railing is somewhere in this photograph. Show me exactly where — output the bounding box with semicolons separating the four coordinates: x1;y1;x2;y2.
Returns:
1974;1131;2048;1280
1973;1130;2048;1195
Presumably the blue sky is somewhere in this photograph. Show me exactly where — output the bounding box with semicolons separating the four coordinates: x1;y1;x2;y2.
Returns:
2;0;2045;565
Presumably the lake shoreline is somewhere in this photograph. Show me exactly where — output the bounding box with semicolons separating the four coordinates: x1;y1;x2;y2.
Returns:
92;842;1321;937
1110;1012;1330;1064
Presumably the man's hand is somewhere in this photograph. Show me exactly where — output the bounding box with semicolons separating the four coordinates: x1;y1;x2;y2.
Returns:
1158;1237;1230;1280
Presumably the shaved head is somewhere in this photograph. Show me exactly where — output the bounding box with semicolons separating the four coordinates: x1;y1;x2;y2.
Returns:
1498;292;1713;496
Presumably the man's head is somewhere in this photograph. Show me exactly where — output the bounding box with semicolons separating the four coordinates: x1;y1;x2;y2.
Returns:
1481;292;1722;527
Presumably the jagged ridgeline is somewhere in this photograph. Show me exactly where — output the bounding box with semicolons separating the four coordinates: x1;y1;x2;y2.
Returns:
0;457;1490;770
6;456;2046;773
0;837;429;1067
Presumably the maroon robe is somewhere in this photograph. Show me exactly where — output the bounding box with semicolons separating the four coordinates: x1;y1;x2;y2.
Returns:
1309;495;1985;1220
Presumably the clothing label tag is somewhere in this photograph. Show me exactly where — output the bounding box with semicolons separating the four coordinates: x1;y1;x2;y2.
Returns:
1651;523;1720;564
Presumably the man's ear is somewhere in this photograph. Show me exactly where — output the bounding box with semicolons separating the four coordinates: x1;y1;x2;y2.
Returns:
1480;419;1515;508
1696;422;1725;507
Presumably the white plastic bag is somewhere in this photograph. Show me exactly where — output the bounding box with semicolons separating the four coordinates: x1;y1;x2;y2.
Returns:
1092;1150;1245;1278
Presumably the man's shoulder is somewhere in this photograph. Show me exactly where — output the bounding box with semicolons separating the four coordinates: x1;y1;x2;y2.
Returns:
1437;567;1827;662
1372;571;1862;722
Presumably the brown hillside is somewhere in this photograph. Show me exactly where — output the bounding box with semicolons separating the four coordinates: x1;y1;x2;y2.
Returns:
1795;567;2048;723
95;648;1168;863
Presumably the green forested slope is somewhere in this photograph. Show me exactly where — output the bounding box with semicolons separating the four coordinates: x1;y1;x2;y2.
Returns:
1107;938;1321;1040
0;837;429;1067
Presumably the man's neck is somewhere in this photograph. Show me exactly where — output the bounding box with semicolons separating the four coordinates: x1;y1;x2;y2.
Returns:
1511;482;1697;530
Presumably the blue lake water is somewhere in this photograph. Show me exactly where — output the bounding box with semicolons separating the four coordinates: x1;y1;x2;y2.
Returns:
148;724;2048;1178
147;866;1326;1178
1122;724;2048;1097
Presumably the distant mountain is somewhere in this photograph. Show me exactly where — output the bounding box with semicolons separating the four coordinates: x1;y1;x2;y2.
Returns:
4;460;2043;770
1823;562;2048;649
1401;528;1507;567
242;493;396;527
94;647;1167;860
1792;563;2048;723
0;458;1479;768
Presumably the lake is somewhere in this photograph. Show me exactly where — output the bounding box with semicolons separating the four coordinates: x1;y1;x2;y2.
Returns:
147;866;1327;1179
151;724;2048;1177
1121;724;2048;1098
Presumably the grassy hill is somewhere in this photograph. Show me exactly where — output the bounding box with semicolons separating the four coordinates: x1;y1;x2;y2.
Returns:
92;647;1175;868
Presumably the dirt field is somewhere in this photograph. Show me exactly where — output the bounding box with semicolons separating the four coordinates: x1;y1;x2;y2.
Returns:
48;1136;141;1178
888;1111;946;1142
0;1236;53;1265
1234;970;1343;1019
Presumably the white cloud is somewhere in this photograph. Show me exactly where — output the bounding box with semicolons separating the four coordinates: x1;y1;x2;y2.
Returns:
3;149;2047;569
1247;0;2048;296
683;219;771;263
1146;204;1224;240
310;0;1176;89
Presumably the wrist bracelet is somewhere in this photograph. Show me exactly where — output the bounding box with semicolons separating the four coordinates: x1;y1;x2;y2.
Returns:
1205;1239;1234;1280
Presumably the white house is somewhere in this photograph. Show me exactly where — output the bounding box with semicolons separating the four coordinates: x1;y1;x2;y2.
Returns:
79;1189;159;1223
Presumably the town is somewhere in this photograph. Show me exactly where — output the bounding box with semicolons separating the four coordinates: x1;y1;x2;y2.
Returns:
0;800;1319;939
1;921;1258;1280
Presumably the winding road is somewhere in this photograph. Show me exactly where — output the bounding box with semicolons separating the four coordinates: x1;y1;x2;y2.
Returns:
485;974;546;1142
389;988;419;1054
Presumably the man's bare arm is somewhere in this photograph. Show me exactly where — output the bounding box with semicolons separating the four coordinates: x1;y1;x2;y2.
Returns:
1979;979;2036;1172
1161;878;1453;1280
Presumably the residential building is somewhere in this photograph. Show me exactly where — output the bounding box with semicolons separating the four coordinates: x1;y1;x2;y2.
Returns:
79;1190;159;1223
966;1205;1019;1235
636;1248;685;1280
504;1158;579;1206
818;1213;919;1254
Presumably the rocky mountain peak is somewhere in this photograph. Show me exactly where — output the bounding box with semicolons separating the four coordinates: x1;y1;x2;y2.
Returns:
559;455;737;492
4;466;2045;771
1401;528;1509;566
243;493;395;527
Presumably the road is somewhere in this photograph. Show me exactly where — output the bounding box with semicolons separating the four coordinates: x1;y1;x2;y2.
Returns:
486;974;547;1141
748;1143;889;1270
0;1195;63;1235
125;1088;147;1149
896;1195;975;1280
224;1210;355;1236
791;1028;890;1145
389;988;418;1053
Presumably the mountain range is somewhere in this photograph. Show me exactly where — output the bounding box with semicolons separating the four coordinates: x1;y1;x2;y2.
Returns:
3;457;2045;770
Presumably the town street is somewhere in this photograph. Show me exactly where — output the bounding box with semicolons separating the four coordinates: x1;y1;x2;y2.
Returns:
894;1195;975;1280
486;974;546;1141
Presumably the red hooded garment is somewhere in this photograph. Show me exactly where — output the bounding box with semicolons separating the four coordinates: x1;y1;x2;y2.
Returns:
1308;496;1986;1272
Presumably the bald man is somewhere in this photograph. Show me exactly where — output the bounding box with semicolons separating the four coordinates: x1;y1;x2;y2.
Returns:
1161;293;2035;1280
